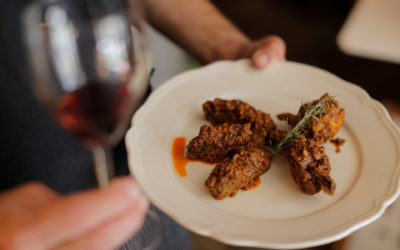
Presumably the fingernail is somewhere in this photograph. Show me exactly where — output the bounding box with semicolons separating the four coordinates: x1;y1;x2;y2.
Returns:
129;181;149;210
113;177;141;200
256;52;269;68
139;194;149;211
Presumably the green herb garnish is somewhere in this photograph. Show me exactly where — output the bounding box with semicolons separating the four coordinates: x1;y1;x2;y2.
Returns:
274;95;336;152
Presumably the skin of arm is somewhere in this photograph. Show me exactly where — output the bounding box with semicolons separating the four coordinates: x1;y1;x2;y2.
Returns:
143;0;286;68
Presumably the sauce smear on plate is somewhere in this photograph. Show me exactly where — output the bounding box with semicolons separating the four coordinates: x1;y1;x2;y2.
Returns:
172;137;190;177
172;137;214;177
329;137;346;153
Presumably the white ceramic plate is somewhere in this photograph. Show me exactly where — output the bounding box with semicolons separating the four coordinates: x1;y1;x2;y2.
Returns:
125;60;400;249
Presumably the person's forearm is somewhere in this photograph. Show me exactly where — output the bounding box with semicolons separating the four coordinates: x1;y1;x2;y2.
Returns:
143;0;250;63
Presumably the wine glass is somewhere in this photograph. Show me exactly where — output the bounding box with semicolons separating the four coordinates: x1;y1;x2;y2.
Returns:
23;0;160;248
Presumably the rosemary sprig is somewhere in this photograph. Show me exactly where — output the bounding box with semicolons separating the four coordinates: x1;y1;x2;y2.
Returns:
274;95;335;152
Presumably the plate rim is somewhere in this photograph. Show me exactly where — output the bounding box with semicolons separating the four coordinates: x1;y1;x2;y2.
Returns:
126;59;400;249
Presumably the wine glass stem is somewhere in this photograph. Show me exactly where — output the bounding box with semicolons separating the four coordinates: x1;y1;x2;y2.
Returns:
92;145;115;188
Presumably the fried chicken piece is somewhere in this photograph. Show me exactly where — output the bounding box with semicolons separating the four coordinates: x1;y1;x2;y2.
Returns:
275;94;344;195
282;134;336;195
202;98;276;147
186;123;253;163
277;93;345;144
205;147;272;199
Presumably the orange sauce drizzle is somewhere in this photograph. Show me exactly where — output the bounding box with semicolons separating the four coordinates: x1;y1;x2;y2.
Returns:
172;137;191;177
171;137;214;177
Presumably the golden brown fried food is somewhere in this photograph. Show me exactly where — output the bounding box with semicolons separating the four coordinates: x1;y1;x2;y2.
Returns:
186;123;253;163
203;98;276;147
282;134;336;195
188;95;343;198
277;93;345;144
275;94;343;195
204;147;272;199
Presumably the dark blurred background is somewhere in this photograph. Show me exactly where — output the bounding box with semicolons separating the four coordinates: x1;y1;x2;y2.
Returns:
212;0;399;103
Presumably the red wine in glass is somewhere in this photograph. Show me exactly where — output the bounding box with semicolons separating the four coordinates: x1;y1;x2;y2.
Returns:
54;81;131;146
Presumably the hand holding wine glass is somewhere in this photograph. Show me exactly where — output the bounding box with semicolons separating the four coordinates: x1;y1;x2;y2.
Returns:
23;0;160;249
0;177;148;250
